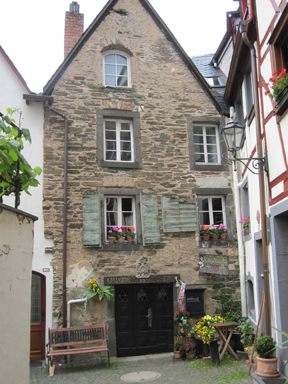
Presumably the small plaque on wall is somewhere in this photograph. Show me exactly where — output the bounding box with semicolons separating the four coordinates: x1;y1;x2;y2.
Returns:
185;289;205;315
199;254;228;275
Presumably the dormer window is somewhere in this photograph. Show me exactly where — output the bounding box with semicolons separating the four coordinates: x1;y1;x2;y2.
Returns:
206;77;223;86
103;51;131;87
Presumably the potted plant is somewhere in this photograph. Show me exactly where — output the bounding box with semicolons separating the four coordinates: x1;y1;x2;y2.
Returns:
174;342;181;359
200;225;211;241
125;226;136;243
265;68;288;115
239;217;250;235
237;318;255;352
211;224;220;240
117;227;126;243
108;226;118;243
174;310;190;326
217;224;227;239
183;342;196;360
255;335;279;378
77;278;114;313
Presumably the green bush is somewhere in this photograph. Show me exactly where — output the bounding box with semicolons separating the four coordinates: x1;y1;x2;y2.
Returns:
218;287;242;322
255;335;276;358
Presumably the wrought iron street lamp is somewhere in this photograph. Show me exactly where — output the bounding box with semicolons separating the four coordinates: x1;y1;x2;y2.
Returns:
220;117;269;175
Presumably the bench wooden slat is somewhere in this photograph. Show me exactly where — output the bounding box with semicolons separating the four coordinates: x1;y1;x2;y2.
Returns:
48;345;108;356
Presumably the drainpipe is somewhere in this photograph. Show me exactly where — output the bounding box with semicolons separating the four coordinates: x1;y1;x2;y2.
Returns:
229;107;247;317
45;103;68;328
67;299;86;328
240;14;271;335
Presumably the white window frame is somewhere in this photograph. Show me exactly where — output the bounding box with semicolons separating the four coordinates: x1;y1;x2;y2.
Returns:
198;196;226;226
103;118;134;163
193;124;221;165
104;196;136;242
103;50;131;88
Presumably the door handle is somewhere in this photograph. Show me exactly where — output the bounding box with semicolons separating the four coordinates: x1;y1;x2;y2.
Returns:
41;309;45;321
146;308;152;327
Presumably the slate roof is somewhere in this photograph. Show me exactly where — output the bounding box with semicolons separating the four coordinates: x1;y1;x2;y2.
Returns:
192;53;230;117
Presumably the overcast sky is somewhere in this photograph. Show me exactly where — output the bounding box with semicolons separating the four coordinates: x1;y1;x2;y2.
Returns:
1;0;239;93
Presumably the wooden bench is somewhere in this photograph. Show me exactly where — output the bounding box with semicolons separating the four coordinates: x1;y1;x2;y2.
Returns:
46;324;110;375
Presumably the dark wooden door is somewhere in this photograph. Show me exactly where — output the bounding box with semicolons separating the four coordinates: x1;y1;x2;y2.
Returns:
30;272;46;360
115;284;174;357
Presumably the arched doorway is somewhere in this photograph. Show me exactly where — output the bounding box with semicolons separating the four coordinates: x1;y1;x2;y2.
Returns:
30;272;46;360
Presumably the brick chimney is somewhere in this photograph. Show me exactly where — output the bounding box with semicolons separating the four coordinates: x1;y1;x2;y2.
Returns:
64;2;84;58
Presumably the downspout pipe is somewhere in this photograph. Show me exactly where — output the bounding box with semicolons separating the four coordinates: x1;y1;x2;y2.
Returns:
229;107;247;317
67;299;86;328
45;102;68;328
240;20;271;335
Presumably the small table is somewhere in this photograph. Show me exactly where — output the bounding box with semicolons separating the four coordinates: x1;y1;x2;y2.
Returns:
211;322;239;361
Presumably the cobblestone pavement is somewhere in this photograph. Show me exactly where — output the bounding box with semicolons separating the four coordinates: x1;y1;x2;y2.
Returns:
30;353;254;384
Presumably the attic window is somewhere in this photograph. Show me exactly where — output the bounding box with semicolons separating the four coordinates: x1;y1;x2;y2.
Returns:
103;50;131;87
206;77;223;86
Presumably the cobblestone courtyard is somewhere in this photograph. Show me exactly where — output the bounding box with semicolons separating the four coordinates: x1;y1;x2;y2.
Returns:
30;353;253;384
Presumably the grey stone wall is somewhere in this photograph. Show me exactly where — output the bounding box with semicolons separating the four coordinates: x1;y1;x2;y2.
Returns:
43;0;239;333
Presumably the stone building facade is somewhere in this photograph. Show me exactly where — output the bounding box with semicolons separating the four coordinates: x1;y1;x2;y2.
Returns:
42;0;239;357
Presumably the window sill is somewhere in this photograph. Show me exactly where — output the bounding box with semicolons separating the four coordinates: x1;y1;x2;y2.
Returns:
98;160;142;169
99;243;144;252
193;163;229;172
199;239;236;248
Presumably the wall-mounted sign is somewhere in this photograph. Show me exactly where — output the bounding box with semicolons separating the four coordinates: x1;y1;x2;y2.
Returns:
198;254;228;275
104;274;180;285
185;289;205;315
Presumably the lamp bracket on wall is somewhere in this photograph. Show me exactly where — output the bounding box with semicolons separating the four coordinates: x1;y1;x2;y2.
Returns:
223;150;269;176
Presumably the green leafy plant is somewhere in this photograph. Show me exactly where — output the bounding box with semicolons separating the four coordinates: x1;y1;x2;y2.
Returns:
218;287;242;322
255;335;276;359
239;217;250;229
0;108;42;208
125;226;136;237
265;68;288;100
77;278;114;313
174;342;181;351
200;225;211;236
237;319;255;349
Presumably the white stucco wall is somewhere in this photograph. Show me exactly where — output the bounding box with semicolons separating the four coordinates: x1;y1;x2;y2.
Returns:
0;49;53;350
255;0;275;44
0;206;36;384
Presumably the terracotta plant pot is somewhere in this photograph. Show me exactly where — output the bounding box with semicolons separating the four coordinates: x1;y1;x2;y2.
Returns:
202;234;210;241
186;351;196;360
108;236;116;244
244;226;250;235
91;294;99;302
256;356;279;378
220;233;227;240
212;234;219;240
174;350;181;359
117;236;125;244
127;236;135;244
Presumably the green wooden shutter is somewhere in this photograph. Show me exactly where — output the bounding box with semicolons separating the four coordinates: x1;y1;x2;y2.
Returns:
83;194;101;247
141;194;160;246
162;195;197;232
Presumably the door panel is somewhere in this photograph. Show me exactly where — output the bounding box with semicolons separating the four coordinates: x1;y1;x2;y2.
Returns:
115;283;173;357
30;272;46;360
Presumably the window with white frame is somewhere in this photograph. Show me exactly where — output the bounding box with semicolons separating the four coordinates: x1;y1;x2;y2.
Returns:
193;125;220;164
105;196;136;241
103;51;130;87
104;119;133;162
198;196;225;226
